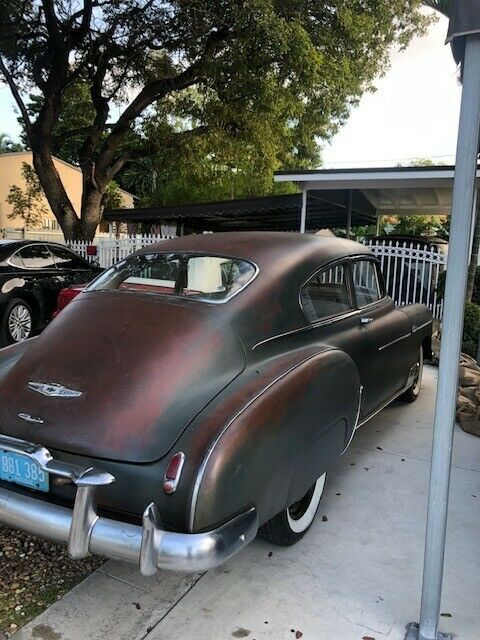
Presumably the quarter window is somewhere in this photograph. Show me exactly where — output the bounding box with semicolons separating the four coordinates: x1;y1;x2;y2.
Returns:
352;260;381;307
49;245;90;270
301;263;352;322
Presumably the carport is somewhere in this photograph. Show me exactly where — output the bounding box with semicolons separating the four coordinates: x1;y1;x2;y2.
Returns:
276;5;480;640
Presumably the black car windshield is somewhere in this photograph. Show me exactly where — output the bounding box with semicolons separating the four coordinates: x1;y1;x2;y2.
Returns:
86;252;256;302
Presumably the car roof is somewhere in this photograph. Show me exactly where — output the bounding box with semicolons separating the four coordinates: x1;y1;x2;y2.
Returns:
0;239;78;262
138;231;371;267
134;232;373;347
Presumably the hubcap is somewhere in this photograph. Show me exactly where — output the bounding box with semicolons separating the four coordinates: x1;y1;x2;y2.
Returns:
8;304;32;342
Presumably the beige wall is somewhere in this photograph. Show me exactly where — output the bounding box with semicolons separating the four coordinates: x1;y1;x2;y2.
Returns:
0;152;134;230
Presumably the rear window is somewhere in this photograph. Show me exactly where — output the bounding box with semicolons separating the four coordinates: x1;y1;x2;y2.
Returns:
86;252;256;302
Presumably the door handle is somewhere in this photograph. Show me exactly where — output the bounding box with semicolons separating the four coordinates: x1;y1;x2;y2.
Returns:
360;317;373;325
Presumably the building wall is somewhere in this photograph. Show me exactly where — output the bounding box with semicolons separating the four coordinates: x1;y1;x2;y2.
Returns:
0;152;134;230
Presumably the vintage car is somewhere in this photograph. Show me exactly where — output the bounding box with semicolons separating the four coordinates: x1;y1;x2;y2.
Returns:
0;232;432;574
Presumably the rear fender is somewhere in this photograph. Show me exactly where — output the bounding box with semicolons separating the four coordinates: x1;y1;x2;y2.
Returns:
0;339;35;382
185;348;361;532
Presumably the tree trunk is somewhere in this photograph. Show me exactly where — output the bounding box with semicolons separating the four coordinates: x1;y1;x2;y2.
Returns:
80;173;106;242
30;142;83;240
466;198;480;302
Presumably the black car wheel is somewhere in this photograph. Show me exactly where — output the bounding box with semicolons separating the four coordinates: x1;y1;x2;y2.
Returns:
400;346;424;403
258;473;327;546
2;299;34;344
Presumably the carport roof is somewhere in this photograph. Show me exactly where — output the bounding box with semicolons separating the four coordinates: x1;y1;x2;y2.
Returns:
275;164;480;215
104;190;377;231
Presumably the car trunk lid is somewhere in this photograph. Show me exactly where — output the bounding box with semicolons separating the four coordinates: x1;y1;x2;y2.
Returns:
0;292;245;463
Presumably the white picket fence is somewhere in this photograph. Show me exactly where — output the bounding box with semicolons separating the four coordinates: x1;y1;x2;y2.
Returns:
68;234;175;268
365;239;447;320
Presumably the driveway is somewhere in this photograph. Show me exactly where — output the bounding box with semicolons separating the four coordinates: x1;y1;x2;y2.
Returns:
14;366;480;640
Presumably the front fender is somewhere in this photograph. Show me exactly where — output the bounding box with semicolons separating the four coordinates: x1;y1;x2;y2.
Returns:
184;347;361;532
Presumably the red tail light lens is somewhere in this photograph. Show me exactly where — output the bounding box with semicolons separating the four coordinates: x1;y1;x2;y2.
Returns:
163;452;185;494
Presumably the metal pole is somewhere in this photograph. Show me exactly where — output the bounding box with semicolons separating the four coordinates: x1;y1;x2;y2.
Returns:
376;214;381;236
416;35;480;640
346;190;353;239
300;188;307;233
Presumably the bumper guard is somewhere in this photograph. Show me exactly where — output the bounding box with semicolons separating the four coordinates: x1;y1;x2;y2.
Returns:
0;435;258;574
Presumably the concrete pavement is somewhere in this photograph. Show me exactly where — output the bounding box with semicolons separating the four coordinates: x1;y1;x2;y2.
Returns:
15;366;480;640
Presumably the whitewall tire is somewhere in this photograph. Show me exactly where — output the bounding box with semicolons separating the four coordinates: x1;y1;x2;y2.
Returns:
258;473;327;545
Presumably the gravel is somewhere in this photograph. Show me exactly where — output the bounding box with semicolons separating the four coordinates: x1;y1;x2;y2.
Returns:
0;525;103;637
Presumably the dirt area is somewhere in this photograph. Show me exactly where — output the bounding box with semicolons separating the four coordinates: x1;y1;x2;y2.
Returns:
0;526;103;637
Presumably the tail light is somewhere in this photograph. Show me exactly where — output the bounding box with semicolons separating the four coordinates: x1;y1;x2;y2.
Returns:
163;452;185;495
53;286;84;318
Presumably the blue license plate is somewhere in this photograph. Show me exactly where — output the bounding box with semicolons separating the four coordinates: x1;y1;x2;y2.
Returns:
0;450;49;492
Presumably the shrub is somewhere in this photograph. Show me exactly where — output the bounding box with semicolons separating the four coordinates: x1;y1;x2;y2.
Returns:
462;302;480;358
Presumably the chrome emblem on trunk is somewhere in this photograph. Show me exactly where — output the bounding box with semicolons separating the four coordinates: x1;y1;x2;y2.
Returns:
18;413;44;424
27;382;82;398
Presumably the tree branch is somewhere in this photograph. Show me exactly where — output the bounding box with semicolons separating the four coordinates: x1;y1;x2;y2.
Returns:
0;58;32;140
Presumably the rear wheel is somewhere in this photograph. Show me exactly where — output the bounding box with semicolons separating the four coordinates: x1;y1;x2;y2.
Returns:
2;299;34;345
400;346;423;403
258;473;326;546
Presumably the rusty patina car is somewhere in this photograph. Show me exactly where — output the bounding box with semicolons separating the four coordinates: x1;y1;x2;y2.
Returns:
0;232;432;574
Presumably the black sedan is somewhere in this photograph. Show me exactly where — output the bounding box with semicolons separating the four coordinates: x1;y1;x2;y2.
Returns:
0;240;100;346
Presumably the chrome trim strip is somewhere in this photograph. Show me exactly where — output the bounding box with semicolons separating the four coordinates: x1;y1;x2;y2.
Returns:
412;319;433;333
378;332;412;352
341;385;363;455
356;383;411;429
252;311;359;350
188;349;334;531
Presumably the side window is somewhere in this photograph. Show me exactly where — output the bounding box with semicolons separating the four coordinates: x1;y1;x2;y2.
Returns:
352;259;382;307
49;245;90;270
300;263;352;323
18;244;56;269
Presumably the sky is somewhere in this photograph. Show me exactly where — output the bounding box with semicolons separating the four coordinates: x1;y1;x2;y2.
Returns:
321;11;462;168
0;11;461;169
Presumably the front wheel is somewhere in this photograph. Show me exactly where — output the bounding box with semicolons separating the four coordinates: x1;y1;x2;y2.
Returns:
258;473;327;546
400;346;424;403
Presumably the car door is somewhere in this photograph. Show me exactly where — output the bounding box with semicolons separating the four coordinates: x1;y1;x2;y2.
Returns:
13;244;63;323
350;258;413;417
299;260;371;420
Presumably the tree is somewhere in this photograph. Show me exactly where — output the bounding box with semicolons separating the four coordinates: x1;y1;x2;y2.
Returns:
0;132;24;153
6;161;49;227
0;1;431;241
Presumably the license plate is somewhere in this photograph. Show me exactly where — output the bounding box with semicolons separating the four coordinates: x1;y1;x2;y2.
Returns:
0;450;49;492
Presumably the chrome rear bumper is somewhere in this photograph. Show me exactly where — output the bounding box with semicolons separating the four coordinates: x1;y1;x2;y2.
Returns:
0;435;258;574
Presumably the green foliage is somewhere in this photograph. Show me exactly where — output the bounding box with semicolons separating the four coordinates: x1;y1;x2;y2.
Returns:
21;83;98;166
6;162;48;227
103;182;123;210
463;302;480;358
0;132;23;153
0;0;432;238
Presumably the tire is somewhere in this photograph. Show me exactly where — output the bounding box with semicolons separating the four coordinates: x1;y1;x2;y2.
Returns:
2;298;34;345
399;346;424;403
258;473;327;546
